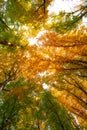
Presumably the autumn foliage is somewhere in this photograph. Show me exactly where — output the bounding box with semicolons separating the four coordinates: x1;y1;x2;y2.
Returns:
0;0;87;130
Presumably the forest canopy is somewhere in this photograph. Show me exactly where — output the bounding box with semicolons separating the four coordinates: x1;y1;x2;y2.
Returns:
0;0;87;130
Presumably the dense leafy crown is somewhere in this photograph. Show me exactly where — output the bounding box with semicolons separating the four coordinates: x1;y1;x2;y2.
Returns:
0;0;87;130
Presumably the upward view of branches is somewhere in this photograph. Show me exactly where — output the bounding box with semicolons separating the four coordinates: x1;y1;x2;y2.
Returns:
0;0;87;130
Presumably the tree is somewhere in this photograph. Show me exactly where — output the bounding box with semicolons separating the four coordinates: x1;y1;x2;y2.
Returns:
0;80;81;130
48;0;87;33
37;29;87;120
0;0;87;129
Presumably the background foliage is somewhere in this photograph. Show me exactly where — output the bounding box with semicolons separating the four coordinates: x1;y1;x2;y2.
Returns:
0;0;87;129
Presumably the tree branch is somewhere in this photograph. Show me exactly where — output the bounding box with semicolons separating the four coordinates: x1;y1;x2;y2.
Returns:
0;18;11;30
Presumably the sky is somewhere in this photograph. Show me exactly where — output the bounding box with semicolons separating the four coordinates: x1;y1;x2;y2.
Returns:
48;0;87;25
48;0;81;14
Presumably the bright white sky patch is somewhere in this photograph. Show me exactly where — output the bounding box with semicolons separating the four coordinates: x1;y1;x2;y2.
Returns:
48;0;87;26
28;37;37;45
48;0;81;14
23;25;29;30
28;30;46;46
42;83;50;90
82;17;87;26
39;71;47;76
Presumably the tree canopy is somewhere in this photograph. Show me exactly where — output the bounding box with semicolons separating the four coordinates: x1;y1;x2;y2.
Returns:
0;0;87;130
